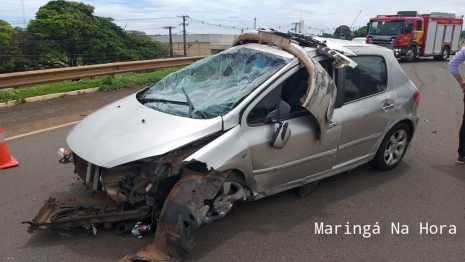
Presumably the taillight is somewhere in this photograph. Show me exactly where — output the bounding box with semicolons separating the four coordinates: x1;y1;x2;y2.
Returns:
366;36;371;44
413;91;420;105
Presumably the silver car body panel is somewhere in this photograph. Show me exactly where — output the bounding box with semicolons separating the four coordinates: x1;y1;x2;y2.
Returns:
66;93;223;168
185;125;254;190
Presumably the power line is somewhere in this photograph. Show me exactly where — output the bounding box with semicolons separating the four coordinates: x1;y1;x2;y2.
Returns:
188;17;244;30
112;17;176;21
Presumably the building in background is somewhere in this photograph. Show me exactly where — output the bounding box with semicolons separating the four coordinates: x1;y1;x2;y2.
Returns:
149;34;238;56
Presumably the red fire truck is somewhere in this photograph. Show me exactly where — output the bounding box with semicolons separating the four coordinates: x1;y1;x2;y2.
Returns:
366;11;463;62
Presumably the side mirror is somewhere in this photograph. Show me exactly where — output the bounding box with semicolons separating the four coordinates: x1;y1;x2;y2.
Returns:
270;121;291;149
264;110;280;124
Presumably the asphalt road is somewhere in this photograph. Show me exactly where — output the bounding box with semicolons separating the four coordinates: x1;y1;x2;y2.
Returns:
0;57;465;261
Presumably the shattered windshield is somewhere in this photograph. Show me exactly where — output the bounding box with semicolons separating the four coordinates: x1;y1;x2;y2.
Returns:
141;46;291;119
368;21;404;35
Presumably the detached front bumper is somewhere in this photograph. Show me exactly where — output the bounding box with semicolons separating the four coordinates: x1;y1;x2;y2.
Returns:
22;196;149;233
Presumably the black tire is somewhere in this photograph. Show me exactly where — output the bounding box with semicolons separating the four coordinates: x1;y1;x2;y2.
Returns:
297;180;320;198
370;123;411;171
404;45;417;62
439;46;450;61
202;171;245;225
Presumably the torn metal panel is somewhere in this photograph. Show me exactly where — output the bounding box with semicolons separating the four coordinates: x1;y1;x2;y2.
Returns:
233;30;341;139
22;197;149;233
122;167;230;262
315;44;358;68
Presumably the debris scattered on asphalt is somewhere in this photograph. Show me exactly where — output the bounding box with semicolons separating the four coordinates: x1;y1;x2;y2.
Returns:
424;119;428;121
432;131;437;133
131;222;151;238
141;119;145;123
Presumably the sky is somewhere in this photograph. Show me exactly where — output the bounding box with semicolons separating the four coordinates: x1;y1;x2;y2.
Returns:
1;0;465;36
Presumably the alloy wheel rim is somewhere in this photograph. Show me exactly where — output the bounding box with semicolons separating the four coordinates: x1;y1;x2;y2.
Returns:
384;130;407;166
406;49;414;60
203;180;245;224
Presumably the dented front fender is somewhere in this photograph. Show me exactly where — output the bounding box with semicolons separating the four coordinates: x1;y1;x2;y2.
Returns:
121;167;230;262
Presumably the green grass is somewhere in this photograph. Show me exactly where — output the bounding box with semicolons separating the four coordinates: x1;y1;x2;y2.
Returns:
0;67;182;104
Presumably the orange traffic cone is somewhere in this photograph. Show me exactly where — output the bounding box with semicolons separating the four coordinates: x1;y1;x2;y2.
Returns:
0;126;19;170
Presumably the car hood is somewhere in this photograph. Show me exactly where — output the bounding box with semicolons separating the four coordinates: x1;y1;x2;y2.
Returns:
66;93;223;168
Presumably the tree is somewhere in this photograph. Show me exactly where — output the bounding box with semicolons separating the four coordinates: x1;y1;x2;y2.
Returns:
27;0;101;66
322;32;334;38
353;26;367;38
0;20;19;73
124;30;169;61
26;0;168;67
333;25;352;39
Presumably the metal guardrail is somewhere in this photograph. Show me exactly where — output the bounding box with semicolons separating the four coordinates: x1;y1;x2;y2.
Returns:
0;56;207;89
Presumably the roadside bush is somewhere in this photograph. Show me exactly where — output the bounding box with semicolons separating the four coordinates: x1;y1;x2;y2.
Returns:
0;89;26;104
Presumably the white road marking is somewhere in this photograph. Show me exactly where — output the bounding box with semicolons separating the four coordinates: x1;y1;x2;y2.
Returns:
6;121;79;141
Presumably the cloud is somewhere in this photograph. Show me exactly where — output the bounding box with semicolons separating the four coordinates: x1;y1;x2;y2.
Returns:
1;0;464;35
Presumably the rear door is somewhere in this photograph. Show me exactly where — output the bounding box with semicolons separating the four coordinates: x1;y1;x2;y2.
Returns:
334;55;394;166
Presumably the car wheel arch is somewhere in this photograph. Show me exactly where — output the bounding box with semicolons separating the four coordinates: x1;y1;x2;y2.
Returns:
369;118;414;157
370;120;413;170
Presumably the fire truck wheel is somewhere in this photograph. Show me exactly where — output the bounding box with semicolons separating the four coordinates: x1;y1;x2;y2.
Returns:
439;46;450;61
404;46;417;62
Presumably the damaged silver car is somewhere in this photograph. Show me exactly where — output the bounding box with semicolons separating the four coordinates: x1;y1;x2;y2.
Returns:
23;30;420;261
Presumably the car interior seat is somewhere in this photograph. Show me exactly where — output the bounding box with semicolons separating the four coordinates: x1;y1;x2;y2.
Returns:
287;80;308;112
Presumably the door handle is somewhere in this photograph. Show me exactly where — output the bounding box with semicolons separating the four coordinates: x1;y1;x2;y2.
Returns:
329;121;339;128
382;104;395;111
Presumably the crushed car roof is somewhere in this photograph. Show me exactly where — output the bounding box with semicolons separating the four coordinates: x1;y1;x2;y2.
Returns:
233;29;359;140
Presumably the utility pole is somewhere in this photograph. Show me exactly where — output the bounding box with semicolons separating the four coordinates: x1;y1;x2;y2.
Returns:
21;0;26;28
254;18;256;29
178;15;189;56
163;26;176;58
292;22;300;33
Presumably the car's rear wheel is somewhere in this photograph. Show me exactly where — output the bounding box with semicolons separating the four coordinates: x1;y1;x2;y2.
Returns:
202;171;245;225
371;123;411;171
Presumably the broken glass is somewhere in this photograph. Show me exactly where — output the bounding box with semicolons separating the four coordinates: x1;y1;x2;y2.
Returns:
141;46;292;119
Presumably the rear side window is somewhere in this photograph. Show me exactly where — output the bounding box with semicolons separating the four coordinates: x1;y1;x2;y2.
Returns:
344;56;387;103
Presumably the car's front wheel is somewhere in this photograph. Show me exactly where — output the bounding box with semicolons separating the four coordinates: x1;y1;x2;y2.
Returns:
371;123;411;171
202;171;246;225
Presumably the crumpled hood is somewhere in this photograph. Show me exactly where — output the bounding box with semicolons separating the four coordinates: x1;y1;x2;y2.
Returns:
67;93;223;168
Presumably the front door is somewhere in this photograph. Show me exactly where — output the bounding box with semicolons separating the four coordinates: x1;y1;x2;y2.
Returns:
241;66;340;193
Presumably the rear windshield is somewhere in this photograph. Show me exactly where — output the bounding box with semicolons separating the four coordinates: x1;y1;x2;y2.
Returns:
140;46;291;119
